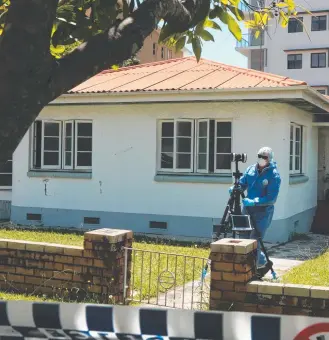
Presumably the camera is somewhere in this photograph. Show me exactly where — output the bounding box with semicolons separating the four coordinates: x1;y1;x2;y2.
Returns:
231;153;247;163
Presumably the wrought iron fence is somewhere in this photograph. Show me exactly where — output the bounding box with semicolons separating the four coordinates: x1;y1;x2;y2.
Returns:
123;247;210;310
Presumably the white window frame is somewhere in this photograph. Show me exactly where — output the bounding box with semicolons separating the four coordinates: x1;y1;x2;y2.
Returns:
74;120;93;171
290;123;303;175
214;120;232;174
41;120;62;170
195;119;209;174
158;119;194;173
63;120;74;170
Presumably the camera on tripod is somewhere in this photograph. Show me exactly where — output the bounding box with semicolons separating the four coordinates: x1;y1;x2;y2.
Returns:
212;152;253;240
231;153;247;163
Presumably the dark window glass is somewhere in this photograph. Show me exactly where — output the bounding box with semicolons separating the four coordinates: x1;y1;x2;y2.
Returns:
43;152;59;166
161;122;174;137
311;53;326;68
217;122;231;137
77;138;92;152
198;154;207;170
0;174;12;186
65;137;72;151
65;152;72;166
161;138;173;153
216;154;231;170
44;137;59;151
176;121;192;137
198;138;207;153
288;17;303;33
77;122;92;137
176;154;191;169
177;138;191;153
161;153;173;168
317;89;326;95
198;121;208;137
287;54;302;69
44;122;60;136
216;138;231;154
77;152;92;167
312;15;327;31
0;160;12;174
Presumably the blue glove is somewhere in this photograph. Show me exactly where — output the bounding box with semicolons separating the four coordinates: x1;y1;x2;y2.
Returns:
242;198;255;207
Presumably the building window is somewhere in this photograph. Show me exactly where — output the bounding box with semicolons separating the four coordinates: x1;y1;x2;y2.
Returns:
289;123;303;175
311;15;327;31
161;47;165;59
168;49;172;59
31;120;92;171
317;89;327;95
311;53;326;68
0;160;12;189
158;119;232;173
153;43;156;56
287;54;302;69
288;17;303;33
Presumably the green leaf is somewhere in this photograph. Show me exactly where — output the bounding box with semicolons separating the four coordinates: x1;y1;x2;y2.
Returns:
217;7;229;24
192;36;202;62
199;29;215;41
159;23;173;43
227;4;244;21
195;20;205;35
209;6;218;19
175;35;187;52
227;13;242;40
204;17;222;30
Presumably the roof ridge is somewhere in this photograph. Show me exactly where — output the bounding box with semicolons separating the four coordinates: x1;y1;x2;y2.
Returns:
100;56;195;75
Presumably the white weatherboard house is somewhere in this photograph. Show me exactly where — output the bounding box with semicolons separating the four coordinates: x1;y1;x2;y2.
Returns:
5;57;329;243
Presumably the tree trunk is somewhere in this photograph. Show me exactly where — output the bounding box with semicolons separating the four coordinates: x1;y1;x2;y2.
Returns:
0;0;209;167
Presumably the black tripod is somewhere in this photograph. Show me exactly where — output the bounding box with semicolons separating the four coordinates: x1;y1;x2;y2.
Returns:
211;154;277;280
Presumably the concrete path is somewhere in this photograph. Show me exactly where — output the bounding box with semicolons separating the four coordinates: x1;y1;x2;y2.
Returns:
140;233;329;309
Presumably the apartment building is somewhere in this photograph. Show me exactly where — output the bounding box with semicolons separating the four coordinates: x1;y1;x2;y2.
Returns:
136;29;192;64
236;0;329;94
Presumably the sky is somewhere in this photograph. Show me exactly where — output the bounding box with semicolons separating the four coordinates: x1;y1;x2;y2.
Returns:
184;24;248;68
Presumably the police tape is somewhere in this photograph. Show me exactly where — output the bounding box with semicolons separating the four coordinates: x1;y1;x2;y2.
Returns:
0;300;329;339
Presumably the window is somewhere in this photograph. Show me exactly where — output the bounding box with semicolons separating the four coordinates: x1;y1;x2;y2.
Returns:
312;15;327;31
161;47;165;59
31;120;92;171
158;119;232;173
152;43;156;56
311;53;327;68
289;123;303;174
288;17;303;33
168;50;173;59
317;89;327;95
287;54;302;69
0;160;12;188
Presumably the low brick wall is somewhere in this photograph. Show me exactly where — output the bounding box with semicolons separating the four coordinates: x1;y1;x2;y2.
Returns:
210;238;329;317
0;228;132;303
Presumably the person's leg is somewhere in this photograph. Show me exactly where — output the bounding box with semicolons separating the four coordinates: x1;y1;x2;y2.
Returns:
248;207;274;266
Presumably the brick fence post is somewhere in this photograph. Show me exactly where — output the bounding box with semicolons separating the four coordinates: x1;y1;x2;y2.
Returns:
83;228;133;304
209;238;257;312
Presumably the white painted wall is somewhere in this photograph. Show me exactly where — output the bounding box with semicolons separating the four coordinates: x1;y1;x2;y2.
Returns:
263;0;329;87
11;100;316;227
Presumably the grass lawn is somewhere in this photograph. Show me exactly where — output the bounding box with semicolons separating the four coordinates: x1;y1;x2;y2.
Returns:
281;250;329;286
0;227;210;303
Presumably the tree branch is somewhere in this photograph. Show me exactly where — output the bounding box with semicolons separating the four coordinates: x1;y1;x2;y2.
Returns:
49;0;209;100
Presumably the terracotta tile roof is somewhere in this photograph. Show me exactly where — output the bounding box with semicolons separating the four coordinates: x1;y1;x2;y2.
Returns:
68;57;307;94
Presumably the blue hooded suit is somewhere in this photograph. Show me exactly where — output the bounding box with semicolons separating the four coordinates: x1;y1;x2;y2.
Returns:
238;160;281;266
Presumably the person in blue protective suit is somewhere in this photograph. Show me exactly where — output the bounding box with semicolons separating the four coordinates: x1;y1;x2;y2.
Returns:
229;146;281;267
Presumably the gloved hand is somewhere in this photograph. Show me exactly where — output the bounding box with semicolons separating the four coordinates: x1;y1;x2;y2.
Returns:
242;198;255;207
229;186;234;194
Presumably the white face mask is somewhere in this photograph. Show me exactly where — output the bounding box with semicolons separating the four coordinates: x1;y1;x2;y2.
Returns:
258;158;267;167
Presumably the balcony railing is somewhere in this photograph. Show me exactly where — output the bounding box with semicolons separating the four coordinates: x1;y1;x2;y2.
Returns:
236;32;264;48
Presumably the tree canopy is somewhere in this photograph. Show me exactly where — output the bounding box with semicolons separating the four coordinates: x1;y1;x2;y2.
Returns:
0;0;303;165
